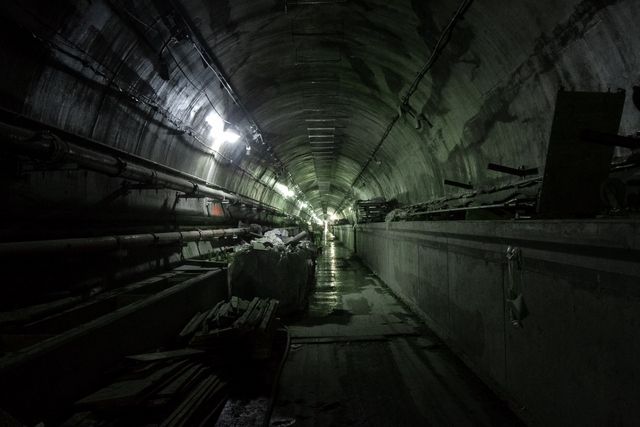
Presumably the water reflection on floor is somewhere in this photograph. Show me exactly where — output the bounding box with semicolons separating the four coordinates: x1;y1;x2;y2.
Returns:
272;234;523;427
306;234;404;319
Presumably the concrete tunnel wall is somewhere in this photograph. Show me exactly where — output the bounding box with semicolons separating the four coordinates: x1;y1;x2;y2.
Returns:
332;222;640;427
1;0;640;221
0;1;638;424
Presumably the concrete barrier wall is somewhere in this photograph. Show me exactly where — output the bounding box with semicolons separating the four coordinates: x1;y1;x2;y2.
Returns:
332;225;355;252
333;221;640;427
0;269;228;421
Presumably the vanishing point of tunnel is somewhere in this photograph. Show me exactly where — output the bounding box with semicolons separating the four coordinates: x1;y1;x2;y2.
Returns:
0;0;639;426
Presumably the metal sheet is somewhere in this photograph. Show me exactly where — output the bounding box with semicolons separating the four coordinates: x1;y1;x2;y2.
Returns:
538;90;625;217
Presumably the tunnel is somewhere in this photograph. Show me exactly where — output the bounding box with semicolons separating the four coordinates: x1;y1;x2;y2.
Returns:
0;0;639;425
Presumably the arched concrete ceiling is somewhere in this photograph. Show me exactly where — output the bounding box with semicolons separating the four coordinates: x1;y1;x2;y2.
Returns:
1;0;639;219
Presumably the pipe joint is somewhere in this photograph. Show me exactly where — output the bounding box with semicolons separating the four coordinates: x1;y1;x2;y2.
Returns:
41;132;70;164
111;157;128;177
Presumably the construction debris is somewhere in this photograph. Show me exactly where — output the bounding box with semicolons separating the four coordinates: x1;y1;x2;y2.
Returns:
62;359;227;427
62;297;281;426
186;297;280;360
229;242;316;315
356;198;398;223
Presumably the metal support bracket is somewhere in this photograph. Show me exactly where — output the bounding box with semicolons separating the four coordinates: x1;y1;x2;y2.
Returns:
488;163;539;178
444;179;474;190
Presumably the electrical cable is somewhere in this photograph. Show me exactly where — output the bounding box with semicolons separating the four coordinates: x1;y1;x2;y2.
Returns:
14;1;324;221
262;326;292;427
335;0;475;213
15;9;287;206
165;0;314;209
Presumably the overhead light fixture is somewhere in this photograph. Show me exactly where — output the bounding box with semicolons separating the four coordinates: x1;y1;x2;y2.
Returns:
205;111;241;150
223;130;240;143
275;182;295;199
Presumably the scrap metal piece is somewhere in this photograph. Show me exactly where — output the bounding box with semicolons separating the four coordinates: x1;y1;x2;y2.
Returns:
487;163;539;177
444;179;474;190
538;90;626;217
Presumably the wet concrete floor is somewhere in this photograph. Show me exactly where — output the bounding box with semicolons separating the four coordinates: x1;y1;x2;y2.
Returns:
271;235;523;427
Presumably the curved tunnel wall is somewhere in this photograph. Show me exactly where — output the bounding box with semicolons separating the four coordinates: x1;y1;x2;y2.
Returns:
0;1;639;424
0;0;306;222
1;0;639;219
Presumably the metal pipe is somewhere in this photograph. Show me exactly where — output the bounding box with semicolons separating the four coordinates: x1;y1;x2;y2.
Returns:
0;227;250;256
0;121;279;212
0;108;288;215
407;199;535;217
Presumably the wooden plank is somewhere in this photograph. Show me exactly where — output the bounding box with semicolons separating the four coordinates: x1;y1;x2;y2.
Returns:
204;301;224;323
183;380;226;427
126;348;204;362
179;312;206;338
245;300;267;328
161;376;213;427
196;394;228;427
233;297;259;329
259;300;279;331
156;364;205;398
75;361;188;409
161;375;224;427
215;302;231;323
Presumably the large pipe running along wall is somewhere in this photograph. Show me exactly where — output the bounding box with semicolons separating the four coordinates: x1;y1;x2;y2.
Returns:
0;1;313;220
0;227;249;256
0;120;283;214
333;222;640;427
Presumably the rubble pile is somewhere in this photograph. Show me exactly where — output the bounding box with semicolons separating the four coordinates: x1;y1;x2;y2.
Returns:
229;229;317;315
61;296;281;427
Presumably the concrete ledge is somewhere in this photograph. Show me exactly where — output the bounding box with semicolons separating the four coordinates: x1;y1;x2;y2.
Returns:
333;220;640;427
0;269;227;422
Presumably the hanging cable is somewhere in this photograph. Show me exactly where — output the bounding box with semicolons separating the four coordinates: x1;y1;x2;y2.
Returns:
335;0;475;213
14;6;291;205
165;0;314;208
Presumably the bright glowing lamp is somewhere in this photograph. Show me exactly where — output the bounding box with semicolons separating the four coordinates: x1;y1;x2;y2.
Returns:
205;112;241;150
275;183;295;198
223;130;240;143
